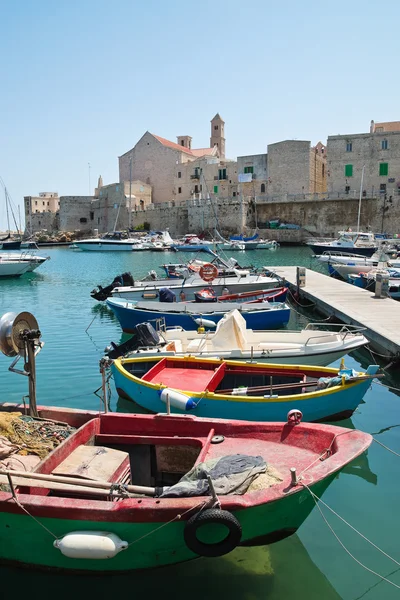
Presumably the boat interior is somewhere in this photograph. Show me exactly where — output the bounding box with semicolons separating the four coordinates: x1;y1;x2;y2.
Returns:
126;357;326;396
3;412;341;502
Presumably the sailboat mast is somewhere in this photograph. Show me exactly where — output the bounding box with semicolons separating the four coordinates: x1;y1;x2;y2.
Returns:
357;165;365;233
5;188;10;233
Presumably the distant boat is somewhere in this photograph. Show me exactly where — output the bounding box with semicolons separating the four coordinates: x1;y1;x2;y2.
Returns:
0;252;49;273
306;231;379;257
74;231;148;251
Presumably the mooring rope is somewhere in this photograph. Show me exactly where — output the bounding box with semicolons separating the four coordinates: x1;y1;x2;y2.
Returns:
301;483;400;591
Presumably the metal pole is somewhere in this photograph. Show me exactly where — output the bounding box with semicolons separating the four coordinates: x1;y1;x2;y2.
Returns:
26;339;39;418
101;366;109;413
357;165;365;233
129;155;132;230
88;163;91;196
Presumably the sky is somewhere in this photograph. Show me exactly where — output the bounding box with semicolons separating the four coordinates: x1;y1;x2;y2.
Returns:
1;0;400;229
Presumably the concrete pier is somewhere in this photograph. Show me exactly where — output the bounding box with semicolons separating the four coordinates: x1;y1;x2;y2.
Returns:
268;266;400;360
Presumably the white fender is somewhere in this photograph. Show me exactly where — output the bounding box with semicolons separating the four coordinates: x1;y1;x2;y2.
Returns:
159;388;196;410
194;318;217;329
54;531;128;560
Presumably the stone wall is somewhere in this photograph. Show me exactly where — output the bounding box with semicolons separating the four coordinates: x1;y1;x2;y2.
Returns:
58;196;94;232
29;210;59;233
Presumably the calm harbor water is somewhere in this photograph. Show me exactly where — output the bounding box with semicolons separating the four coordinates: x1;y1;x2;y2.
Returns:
0;246;399;599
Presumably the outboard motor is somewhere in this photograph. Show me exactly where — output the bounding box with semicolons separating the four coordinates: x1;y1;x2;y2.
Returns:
106;322;162;359
91;272;135;301
159;287;176;303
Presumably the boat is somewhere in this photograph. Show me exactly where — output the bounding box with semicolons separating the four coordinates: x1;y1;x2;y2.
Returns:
0;256;32;277
110;270;282;303
106;297;291;333
314;250;400;268
306;232;379;257
0;310;373;572
193;287;288;303
172;235;214;252
216;241;246;251
0;251;49;273
348;269;400;299
106;309;369;366
74;231;148;251
111;354;379;422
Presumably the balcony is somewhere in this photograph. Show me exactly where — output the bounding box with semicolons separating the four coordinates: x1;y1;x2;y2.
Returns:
190;171;200;180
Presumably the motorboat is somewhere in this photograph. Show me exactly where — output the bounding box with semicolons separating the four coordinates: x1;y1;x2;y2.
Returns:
73;232;147;251
106;297;291;332
105;309;369;366
306;232;379;257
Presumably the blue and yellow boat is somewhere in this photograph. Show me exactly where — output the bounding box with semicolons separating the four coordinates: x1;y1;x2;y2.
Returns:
111;356;379;422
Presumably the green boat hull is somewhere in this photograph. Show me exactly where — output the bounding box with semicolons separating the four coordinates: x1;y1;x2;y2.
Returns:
0;477;334;572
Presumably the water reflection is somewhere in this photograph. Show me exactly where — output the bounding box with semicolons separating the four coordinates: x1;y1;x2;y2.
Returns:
0;537;341;600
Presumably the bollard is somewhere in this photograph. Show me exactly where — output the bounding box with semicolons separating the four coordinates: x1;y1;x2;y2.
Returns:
375;272;389;298
296;266;306;291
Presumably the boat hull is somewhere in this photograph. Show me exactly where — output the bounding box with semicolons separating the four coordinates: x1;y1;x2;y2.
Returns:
107;301;291;333
309;243;377;257
112;363;374;422
0;475;334;572
74;241;144;251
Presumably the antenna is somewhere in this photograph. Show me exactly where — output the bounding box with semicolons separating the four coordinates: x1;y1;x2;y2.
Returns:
0;312;43;417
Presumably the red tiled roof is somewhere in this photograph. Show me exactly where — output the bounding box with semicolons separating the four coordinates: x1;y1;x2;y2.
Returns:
152;134;217;157
191;147;218;157
152;134;194;155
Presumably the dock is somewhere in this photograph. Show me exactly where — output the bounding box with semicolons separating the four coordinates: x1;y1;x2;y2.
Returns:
268;266;400;360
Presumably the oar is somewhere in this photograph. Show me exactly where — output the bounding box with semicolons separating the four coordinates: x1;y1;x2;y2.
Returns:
0;469;156;497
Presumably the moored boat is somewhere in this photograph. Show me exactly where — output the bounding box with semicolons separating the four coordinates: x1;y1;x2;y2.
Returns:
0;309;373;573
106;297;291;332
106;309;369;366
111;354;379;422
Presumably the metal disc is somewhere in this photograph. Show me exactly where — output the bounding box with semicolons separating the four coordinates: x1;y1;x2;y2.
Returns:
0;311;39;357
211;435;225;444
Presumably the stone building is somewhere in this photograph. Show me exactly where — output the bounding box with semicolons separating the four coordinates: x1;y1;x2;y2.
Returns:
172;156;237;202
24;192;60;234
58;179;152;233
118;114;224;204
327;120;400;198
237;140;326;199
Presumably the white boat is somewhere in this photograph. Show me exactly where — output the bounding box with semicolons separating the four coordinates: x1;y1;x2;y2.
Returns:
255;240;279;250
106;309;369;366
0;256;32;277
74;232;147;251
0;252;50;272
307;232;379;257
216;241;246;251
110;270;282;302
315;250;400;268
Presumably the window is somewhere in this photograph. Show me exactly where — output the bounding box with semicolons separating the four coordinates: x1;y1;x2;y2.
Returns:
116;185;119;192
244;166;254;174
90;211;94;220
194;185;199;193
35;201;37;205
47;201;49;206
322;164;325;177
178;187;182;194
38;221;41;225
233;191;236;197
214;185;218;194
214;125;218;130
380;183;387;193
181;140;184;146
80;217;87;223
178;171;181;178
345;164;353;177
379;162;388;176
194;168;200;178
345;185;350;194
261;183;266;193
218;168;227;180
43;201;45;206
382;140;388;150
346;142;352;152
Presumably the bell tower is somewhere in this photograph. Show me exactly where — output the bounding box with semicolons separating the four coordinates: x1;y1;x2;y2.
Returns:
210;113;225;158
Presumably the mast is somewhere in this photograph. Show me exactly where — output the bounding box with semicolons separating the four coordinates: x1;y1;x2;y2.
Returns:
357;165;366;233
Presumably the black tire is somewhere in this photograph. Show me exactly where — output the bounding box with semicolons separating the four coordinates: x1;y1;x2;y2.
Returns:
184;509;242;557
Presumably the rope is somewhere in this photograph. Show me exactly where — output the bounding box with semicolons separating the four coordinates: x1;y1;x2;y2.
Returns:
373;437;400;457
374;380;400;394
297;430;356;479
10;494;59;540
126;499;211;547
287;288;316;308
301;483;400;591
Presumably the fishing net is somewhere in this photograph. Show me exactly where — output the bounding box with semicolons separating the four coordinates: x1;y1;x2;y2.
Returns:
0;412;75;459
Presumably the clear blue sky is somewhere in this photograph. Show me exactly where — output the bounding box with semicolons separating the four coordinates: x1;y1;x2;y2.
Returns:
1;0;399;229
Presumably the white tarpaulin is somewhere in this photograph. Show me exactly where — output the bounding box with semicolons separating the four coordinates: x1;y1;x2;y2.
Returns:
238;173;253;183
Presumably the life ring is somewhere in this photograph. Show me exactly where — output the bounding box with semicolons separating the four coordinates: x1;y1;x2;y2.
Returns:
199;263;219;282
184;508;242;557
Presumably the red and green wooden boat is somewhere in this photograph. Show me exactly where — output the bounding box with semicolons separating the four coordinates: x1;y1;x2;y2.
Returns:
0;404;371;573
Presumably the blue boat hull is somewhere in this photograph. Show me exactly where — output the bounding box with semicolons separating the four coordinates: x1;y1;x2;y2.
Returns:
112;367;374;423
107;302;291;333
309;244;377;257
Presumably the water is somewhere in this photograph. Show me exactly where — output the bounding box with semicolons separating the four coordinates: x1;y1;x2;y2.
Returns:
0;246;399;599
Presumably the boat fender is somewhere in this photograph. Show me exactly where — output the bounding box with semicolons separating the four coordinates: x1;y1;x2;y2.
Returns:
194;318;217;329
54;531;128;560
287;409;303;425
159;388;197;410
184;509;242;558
